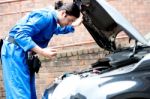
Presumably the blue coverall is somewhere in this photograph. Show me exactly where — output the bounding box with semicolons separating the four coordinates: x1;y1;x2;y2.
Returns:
1;7;74;99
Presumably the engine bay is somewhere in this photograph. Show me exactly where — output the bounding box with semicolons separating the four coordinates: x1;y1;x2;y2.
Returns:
72;45;150;76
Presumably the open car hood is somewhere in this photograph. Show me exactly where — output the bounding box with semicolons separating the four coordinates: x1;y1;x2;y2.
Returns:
75;0;149;51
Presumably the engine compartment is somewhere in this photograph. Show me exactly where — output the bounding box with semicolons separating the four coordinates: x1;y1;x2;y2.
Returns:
77;46;150;75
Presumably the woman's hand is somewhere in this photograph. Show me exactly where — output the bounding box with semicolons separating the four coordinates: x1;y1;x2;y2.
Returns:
72;13;83;27
41;48;57;59
32;46;57;59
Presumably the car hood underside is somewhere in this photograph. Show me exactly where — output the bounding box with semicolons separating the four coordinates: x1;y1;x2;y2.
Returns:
75;0;149;51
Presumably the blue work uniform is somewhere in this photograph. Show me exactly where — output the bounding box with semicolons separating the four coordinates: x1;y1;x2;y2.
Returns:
1;7;74;99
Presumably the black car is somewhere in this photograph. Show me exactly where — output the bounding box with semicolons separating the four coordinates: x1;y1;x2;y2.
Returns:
42;0;150;99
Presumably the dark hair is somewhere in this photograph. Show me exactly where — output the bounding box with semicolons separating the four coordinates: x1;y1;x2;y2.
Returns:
55;0;63;10
58;3;80;18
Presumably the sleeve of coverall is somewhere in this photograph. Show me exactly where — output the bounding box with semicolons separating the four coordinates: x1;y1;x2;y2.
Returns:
14;12;50;52
54;25;75;35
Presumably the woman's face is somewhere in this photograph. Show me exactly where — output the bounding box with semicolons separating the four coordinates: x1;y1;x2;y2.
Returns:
58;10;77;27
